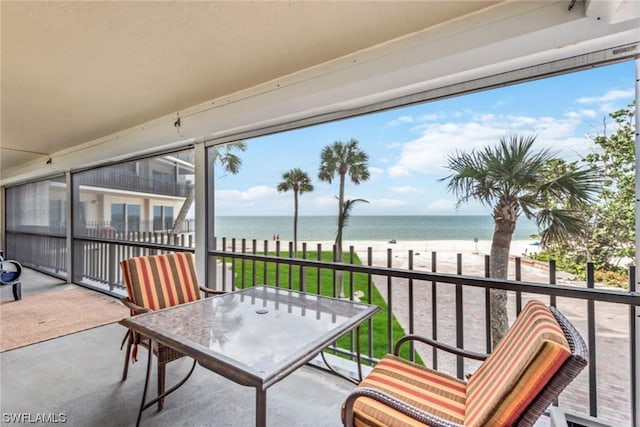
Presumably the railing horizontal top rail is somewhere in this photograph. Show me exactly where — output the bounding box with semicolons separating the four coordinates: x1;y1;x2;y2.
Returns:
209;249;640;306
76;236;194;253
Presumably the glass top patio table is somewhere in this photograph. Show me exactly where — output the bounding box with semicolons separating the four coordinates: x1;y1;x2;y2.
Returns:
120;285;380;426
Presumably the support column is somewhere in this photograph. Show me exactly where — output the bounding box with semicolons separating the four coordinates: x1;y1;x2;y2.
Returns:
66;171;73;283
194;142;208;286
633;55;639;427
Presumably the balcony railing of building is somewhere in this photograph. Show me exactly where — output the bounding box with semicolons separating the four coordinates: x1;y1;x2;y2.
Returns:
75;170;190;197
82;219;196;236
4;232;639;426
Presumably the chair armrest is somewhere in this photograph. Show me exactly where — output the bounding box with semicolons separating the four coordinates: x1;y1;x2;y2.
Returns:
199;286;226;296
394;334;488;361
120;297;152;315
343;387;463;427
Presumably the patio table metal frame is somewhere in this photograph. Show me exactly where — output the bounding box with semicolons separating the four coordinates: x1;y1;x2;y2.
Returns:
120;285;380;426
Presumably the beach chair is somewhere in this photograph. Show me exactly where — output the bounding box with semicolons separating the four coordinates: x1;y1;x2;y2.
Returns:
342;300;587;427
0;256;23;301
119;252;225;410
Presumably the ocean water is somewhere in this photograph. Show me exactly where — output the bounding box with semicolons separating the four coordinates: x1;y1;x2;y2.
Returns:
213;215;540;242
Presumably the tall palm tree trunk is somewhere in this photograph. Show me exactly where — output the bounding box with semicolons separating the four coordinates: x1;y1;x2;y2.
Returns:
489;201;517;348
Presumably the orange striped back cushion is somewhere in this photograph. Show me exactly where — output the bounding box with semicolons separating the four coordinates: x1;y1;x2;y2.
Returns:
465;301;570;426
120;252;201;310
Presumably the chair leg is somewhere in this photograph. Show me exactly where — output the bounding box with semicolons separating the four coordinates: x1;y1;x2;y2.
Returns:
122;333;133;381
12;282;21;301
157;363;166;410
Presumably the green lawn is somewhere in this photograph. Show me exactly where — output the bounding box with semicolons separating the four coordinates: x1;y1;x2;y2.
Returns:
222;251;422;364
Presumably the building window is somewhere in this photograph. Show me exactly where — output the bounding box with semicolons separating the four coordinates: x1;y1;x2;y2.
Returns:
127;204;141;232
111;203;126;232
153;205;174;231
111;203;141;233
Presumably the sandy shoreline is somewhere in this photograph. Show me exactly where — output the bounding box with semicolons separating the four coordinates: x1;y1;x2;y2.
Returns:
303;239;536;256
294;238;569;283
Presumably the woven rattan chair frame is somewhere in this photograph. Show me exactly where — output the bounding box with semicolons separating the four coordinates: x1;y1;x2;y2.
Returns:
0;257;22;301
342;304;588;427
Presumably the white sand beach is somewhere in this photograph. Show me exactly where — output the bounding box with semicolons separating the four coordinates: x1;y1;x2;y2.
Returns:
303;238;562;283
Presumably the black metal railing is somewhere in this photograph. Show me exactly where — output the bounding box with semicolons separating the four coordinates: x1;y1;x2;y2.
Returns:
79;219;195;236
8;232;638;426
209;238;640;427
71;237;193;293
4;229;67;279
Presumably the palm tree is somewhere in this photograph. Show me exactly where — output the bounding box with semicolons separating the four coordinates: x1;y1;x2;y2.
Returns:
335;197;369;256
170;141;246;234
277;168;314;257
319;139;370;296
442;134;600;348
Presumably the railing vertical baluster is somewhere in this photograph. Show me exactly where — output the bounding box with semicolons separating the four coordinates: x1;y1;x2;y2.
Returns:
456;253;464;379
515;256;522;315
221;237;227;290
300;243;307;292
587;262;597;417
348;246;355;300
275;240;281;288
367;246;374;361
288;241;294;289
332;244;337;297
252;240;257;287
349;246;356;358
230;238;237;291
408;250;415;362
629;265;638;427
263;240;268;286
549;259;557;307
316;243;322;296
241;239;247;288
484;255;491;354
431;251;438;370
387;248;393;354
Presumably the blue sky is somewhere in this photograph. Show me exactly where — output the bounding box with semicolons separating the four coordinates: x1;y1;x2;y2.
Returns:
214;61;635;216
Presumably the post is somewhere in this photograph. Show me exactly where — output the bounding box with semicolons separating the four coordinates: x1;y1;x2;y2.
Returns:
633;55;640;427
194;143;208;288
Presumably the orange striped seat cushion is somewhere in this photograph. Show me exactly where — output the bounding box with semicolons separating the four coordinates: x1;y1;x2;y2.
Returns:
352;354;466;426
465;301;571;426
120;252;201;310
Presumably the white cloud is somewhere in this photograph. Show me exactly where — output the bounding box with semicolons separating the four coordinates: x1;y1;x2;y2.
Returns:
417;113;444;122
391;185;420;194
216;185;278;207
386;116;414;127
577;89;634;104
580;109;597;118
368;166;384;182
388;110;594;177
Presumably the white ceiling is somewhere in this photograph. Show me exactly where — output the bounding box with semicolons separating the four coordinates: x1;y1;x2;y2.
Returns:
1;1;639;184
1;1;498;172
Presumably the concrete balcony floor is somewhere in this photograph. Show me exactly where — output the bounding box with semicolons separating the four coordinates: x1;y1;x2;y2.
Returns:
1;322;355;426
0;269;354;426
0;269;551;426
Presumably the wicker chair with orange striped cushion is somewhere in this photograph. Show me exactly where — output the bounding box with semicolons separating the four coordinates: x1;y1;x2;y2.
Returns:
342;301;587;427
120;252;224;410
